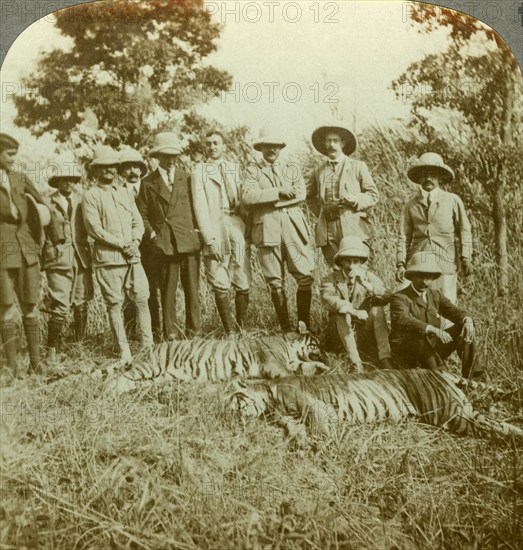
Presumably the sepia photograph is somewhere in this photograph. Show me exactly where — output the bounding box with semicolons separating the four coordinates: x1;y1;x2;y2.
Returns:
0;0;522;547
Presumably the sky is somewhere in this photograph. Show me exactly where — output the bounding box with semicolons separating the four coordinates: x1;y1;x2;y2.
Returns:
0;0;453;163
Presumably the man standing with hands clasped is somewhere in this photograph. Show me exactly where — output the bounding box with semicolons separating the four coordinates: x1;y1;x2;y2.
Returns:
396;152;473;304
82;145;153;362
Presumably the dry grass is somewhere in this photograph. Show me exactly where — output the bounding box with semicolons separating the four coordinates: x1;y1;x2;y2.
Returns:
1;126;523;549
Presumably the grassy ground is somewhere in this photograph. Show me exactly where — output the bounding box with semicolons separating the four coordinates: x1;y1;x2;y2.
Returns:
1;245;522;549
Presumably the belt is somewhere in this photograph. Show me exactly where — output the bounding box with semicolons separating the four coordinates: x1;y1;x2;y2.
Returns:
223;207;241;216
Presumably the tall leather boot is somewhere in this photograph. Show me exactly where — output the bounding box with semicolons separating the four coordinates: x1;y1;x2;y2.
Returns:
234;291;249;330
73;305;88;342
47;317;65;351
271;289;292;332
296;288;312;330
24;317;42;374
1;321;18;377
215;291;236;336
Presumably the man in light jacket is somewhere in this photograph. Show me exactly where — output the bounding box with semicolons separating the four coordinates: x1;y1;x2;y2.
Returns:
307;122;379;265
242;129;314;332
191;130;250;335
82;145;152;362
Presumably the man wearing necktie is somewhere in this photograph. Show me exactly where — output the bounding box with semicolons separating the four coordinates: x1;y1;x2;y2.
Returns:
390;252;481;379
396;153;473;305
43;166;93;353
191;130;250;335
242;129;314;332
137;133;202;340
0;133;62;378
307;122;379;266
82;146;153;362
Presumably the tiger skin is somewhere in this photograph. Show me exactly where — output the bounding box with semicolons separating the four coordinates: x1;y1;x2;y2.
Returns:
106;331;328;393
225;369;523;440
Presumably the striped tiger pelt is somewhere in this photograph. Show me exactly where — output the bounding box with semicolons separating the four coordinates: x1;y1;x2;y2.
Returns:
106;332;328;393
225;369;523;440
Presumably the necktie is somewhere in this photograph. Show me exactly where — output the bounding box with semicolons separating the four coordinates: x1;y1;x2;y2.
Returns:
271;164;282;187
421;291;427;303
330;161;338;172
220;163;236;207
67;196;73;219
426;194;431;209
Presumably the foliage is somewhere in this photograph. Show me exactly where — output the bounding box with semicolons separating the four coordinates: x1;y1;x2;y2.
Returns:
13;0;232;158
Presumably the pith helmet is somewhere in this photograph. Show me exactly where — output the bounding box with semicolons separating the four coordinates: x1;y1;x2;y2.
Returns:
47;163;82;188
90;145;119;167
253;128;286;151
334;236;370;264
404;251;442;280
119;148;147;177
311;122;357;156
407;152;455;184
149;132;182;156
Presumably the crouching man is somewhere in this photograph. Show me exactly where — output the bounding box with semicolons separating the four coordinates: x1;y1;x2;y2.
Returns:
390;252;480;378
320;236;393;372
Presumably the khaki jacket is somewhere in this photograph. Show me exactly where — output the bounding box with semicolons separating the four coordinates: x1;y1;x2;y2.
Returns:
82;182;144;267
397;189;473;274
307;156;379;245
242;160;310;247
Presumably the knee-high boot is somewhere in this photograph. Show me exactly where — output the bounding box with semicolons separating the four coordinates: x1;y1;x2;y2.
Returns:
73;305;88;342
234;291;249;330
296;288;312;330
215;291;236;335
270;289;292;332
47;316;65;350
24;317;42;374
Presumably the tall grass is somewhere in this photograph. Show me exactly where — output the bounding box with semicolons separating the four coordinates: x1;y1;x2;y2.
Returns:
1;123;522;549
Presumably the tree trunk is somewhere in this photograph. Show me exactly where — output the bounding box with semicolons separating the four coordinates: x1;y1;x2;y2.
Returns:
492;184;509;296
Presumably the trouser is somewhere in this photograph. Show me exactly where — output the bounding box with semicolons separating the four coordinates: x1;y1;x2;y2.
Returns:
141;256;162;340
158;253;201;339
322;306;392;368
392;323;479;378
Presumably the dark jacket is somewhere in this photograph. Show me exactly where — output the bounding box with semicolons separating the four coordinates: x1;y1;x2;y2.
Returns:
137;168;201;256
1;170;61;270
390;284;467;347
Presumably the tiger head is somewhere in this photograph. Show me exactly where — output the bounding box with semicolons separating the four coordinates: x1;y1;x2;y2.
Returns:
224;379;270;419
283;321;328;374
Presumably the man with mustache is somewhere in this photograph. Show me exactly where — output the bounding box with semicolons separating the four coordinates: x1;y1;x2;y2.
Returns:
43;165;93;353
191;130;250;336
118;149;161;342
82;145;153;362
396;152;473;304
390;251;480;378
137;132;201;339
307;123;379;265
242;129;314;331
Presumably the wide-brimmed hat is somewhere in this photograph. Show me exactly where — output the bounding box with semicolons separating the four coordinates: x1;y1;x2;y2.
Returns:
149;132;182;156
334;236;370;263
311;122;357;156
25;193;51;249
407;152;454;184
404;251;442;280
90;145;119;167
0;133;19;151
47;164;82;188
253;128;286;151
119;148;147;177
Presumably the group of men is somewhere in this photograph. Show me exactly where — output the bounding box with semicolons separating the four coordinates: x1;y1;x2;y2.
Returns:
0;121;480;380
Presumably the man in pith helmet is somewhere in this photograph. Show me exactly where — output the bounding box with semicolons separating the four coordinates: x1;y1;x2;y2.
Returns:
307;122;379;265
242;128;314;332
396;152;473;304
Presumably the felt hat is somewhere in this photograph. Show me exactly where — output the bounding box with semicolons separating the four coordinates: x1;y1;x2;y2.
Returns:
149;132;182;156
404;251;442;280
311;122;357;156
333;236;370;263
0;133;19;151
47;164;82;188
407;152;455;184
25;193;51;250
90;145;119;167
119;148;148;177
253;128;286;151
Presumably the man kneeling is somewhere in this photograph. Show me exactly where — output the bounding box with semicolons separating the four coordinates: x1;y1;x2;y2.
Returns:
390;252;480;378
320;236;393;371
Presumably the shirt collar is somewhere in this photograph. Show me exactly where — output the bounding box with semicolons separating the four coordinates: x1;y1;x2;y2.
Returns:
420;187;440;201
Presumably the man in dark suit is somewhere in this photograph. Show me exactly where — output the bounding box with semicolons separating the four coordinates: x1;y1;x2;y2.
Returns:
0;133;62;378
390;251;480;378
137;132;202;339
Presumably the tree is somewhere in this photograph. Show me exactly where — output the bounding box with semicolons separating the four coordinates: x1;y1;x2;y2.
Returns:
392;4;523;296
13;0;232;159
